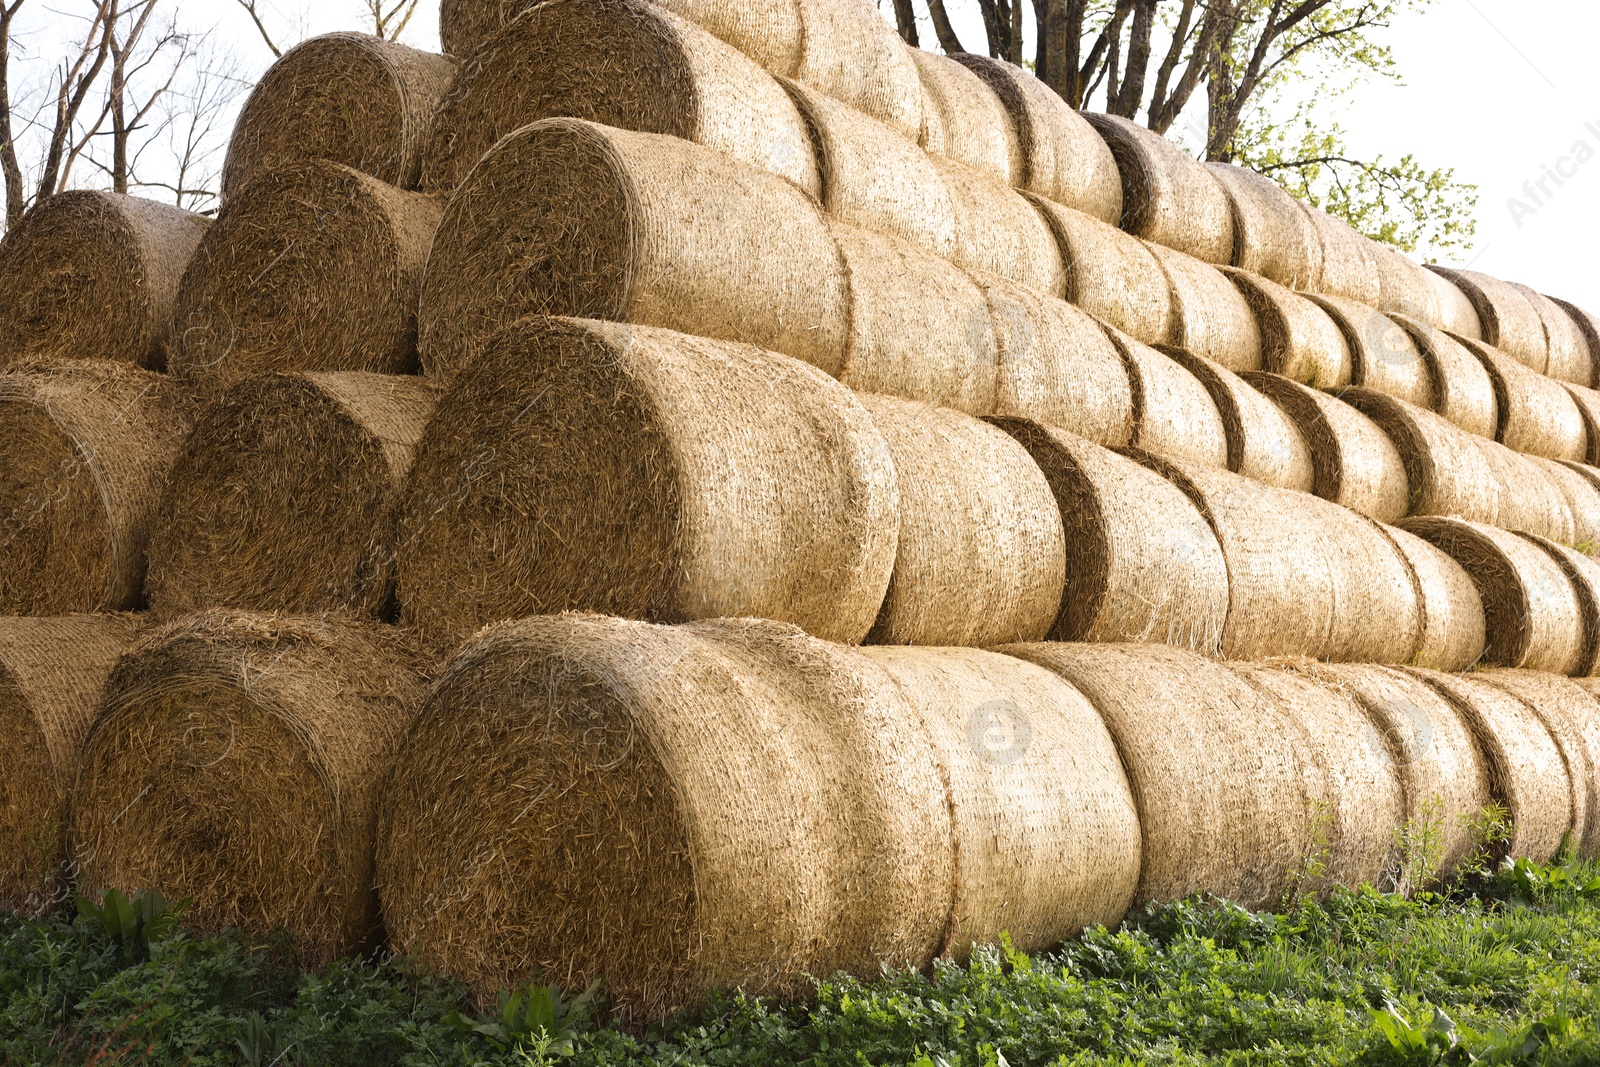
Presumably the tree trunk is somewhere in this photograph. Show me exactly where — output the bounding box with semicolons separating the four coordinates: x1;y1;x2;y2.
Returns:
927;0;965;53
891;0;919;47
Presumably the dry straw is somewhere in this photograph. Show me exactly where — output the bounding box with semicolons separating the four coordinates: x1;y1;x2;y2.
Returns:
223;33;455;201
1398;517;1585;674
420;0;820;196
990;419;1227;651
1300;206;1380;306
1427;268;1482;340
0;361;194;615
1563;383;1600;465
1458;334;1587;462
169;162;440;393
438;0;529;55
1204;162;1323;289
1083;112;1233;264
0;192;208;370
1518;536;1600;678
1144;243;1263;372
74;611;427;967
1529;457;1600;550
1430;267;1550;373
1475;669;1600;857
1003;641;1317;910
1379;525;1487;672
909;49;1020;186
416;119;851;380
1511;283;1592;386
951;55;1121;223
1160;347;1314;492
1337;387;1499;526
1388;314;1498;439
1309;295;1434;410
1224;269;1351;388
1549;295;1600;388
1369;245;1444;329
859;393;1065;647
1109;332;1229;469
396;317;899;651
146;372;439;620
1476;440;1577;544
0;614;140;915
1241;374;1409;523
1405;668;1575;864
934;156;1065;294
1030;197;1173;344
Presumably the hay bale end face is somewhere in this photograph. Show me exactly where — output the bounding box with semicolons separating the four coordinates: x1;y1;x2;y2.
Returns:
0;362;195;615
0;192;208;371
1224;269;1351;388
397;317;899;650
1083;112;1233;264
910;49;1019;186
1160;348;1313;492
223;33;455;201
0;614;140;915
147;372;439;620
73;611;427;966
170;162;440;393
1204;162;1323;290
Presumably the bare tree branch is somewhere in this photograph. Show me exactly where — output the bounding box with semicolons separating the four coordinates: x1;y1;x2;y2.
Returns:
231;0;281;57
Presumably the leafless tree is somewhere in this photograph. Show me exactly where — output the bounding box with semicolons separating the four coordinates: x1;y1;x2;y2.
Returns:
363;0;422;40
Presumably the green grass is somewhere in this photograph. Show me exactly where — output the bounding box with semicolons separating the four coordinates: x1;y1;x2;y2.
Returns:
6;858;1600;1066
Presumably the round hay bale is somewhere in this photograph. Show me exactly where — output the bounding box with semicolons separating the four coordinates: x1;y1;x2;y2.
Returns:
1309;295;1434;411
1427;267;1482;340
1511;283;1592;386
146;372;439;620
1379;526;1486;672
1397;517;1585;674
1160;347;1314;492
1458;334;1587;462
1204;162;1323;289
1232;663;1405;892
0;614;140;916
989;419;1227;650
952;56;1121;224
1405;668;1574;864
1030;196;1173;345
1109;332;1229;470
420;0;819;196
73;611;427;966
1518;535;1600;678
169;162;440;392
933;157;1065;294
860;644;1139;955
1430;267;1549;373
396;317;898;650
0;362;195;614
910;48;1019;186
1562;382;1600;466
830;222;997;414
1476;440;1577;544
1002;641;1317;910
416;118;850;380
976;270;1135;447
1293;663;1491;880
1549;295;1600;388
438;0;533;56
376;614;949;1020
1082;112;1233;264
1338;387;1499;526
1224;269;1351;388
1301;206;1380;306
859;393;1064;647
223;34;455;201
1388;314;1498;439
1529;457;1600;552
1240;374;1410;523
1144;243;1263;372
785;0;924;140
0;191;208;371
1370;246;1444;329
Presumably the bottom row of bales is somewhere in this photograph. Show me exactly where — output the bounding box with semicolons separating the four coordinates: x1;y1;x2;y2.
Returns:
2;610;1598;1022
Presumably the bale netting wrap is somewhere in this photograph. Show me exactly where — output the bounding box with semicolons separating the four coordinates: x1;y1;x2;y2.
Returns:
396;317;898;650
1398;517;1585;674
223;33;455;201
1337;387;1499;526
1530;458;1600;552
1083;112;1233;264
830;222;997;415
1240;373;1410;524
1309;295;1434;411
1301;206;1379;306
1388;314;1498;439
1160;347;1314;493
976;271;1135;447
1030;197;1173;344
1144;243;1262;372
420;0;819;196
1477;440;1576;544
861;644;1139;956
1511;283;1592;386
989;419;1227;651
1550;296;1600;388
1521;537;1600;678
0;362;195;614
858;394;1065;647
1564;384;1600;466
1113;333;1229;470
934;157;1065;294
74;611;427;966
1232;663;1404;892
1224;269;1351;388
1405;668;1575;864
1430;267;1549;373
910;49;1019;186
1380;525;1487;672
951;55;1121;224
0;191;208;371
0;614;140;915
1204;162;1323;289
377;614;949;1020
1002;642;1316;910
416;119;850;380
146;372;439;620
169;162;440;392
1428;268;1482;340
1292;663;1491;882
1370;246;1444;329
785;0;924;140
1459;335;1587;462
